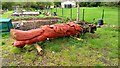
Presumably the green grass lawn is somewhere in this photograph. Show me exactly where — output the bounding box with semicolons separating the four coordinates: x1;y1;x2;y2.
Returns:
2;11;13;18
1;7;119;66
1;25;118;66
51;7;118;25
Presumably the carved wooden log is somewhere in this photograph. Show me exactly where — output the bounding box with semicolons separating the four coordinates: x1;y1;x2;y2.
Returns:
11;22;83;48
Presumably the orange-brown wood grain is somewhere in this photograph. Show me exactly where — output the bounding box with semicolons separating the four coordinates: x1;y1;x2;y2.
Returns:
11;22;83;48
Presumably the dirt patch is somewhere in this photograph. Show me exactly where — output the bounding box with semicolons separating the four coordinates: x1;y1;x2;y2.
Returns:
12;18;61;22
12;18;61;30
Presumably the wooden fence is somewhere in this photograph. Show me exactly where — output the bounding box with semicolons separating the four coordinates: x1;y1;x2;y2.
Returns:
44;8;104;23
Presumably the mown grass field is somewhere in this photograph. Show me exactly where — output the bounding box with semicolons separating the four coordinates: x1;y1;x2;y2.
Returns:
1;11;13;18
51;7;118;25
1;7;119;66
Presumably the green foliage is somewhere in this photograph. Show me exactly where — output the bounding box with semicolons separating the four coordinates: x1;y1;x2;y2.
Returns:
56;20;63;24
2;2;119;11
2;54;8;57
38;57;42;61
95;63;104;67
10;47;21;54
100;2;119;7
79;2;119;7
43;38;62;52
2;2;15;10
2;41;5;45
51;45;61;52
69;53;76;62
2;33;10;39
54;2;61;7
23;52;36;60
108;50;118;59
10;14;61;21
9;62;16;66
2;2;55;10
2;11;13;18
68;37;83;47
56;19;69;24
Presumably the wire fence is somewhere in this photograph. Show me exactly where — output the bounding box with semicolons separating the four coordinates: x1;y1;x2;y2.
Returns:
43;8;104;23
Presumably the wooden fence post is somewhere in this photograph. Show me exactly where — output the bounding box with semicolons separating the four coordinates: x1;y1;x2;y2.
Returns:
56;7;57;13
62;8;63;17
51;8;52;15
102;9;104;19
77;2;80;22
70;8;72;20
46;6;48;13
83;9;85;21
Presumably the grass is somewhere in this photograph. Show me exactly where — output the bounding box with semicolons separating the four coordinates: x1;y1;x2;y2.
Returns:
1;10;61;20
1;25;118;66
2;11;13;18
1;7;119;66
52;7;118;25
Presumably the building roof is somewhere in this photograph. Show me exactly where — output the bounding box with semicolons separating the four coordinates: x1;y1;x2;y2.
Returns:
0;18;11;22
61;1;76;5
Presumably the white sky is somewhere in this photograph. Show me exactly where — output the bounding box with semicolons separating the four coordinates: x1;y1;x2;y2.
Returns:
1;0;119;2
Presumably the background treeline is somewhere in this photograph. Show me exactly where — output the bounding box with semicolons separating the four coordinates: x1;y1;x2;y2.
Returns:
2;2;120;10
79;2;120;7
